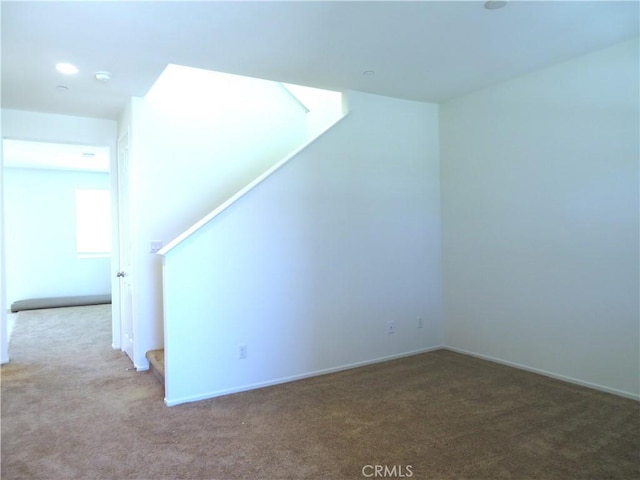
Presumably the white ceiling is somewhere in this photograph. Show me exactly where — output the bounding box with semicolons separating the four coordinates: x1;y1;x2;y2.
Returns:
1;1;638;120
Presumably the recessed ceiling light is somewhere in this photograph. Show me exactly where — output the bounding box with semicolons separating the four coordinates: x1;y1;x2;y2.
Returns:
484;1;508;9
362;70;375;76
56;62;79;75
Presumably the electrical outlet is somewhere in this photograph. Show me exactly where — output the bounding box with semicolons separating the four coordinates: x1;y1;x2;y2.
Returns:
239;344;247;359
417;317;423;328
387;321;395;334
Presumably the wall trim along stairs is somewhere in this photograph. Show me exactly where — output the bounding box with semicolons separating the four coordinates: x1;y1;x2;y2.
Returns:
157;114;349;257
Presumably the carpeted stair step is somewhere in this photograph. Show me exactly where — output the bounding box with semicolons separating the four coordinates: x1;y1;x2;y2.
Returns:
146;349;165;385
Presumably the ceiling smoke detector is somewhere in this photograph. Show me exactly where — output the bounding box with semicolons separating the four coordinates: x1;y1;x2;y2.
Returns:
484;1;508;9
95;71;112;82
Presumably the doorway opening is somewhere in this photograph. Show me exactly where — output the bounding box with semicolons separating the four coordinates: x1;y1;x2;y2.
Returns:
1;139;113;358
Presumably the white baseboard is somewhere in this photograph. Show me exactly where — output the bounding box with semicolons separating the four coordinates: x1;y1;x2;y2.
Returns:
444;346;639;401
163;345;639;406
164;345;444;407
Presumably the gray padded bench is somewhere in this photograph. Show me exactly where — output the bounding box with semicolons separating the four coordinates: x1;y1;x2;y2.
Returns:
10;294;111;313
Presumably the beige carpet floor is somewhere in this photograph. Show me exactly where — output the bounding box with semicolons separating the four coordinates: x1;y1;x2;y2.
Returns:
1;305;639;480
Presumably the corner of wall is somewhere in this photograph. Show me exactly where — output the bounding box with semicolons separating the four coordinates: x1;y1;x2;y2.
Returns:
0;140;8;364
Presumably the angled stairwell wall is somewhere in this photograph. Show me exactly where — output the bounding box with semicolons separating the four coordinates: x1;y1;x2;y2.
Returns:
119;66;315;369
160;91;442;406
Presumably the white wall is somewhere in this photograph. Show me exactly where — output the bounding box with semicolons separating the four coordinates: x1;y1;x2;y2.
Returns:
440;39;639;398
2;110;117;147
283;83;344;140
1;124;7;364
125;70;310;369
1;109;117;362
3;168;111;305
163;91;442;405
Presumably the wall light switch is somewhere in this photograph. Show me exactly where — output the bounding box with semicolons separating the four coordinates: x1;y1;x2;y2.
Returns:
150;240;163;253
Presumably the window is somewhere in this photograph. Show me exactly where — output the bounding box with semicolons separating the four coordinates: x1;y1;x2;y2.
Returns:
75;189;111;257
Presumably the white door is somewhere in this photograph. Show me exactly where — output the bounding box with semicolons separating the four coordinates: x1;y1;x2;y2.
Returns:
117;131;134;363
